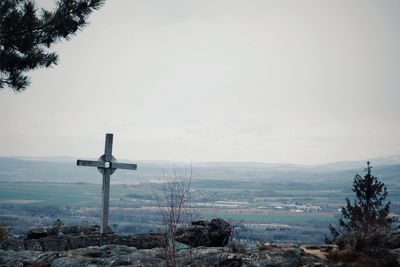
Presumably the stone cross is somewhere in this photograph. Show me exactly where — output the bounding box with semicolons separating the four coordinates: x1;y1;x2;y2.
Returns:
76;133;137;246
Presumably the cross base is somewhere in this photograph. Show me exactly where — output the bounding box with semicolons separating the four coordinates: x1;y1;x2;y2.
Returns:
100;233;108;246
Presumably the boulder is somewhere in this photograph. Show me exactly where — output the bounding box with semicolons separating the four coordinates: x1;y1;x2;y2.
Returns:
25;239;43;251
50;256;89;267
35;251;68;264
67;235;99;250
0;233;165;252
26;224;112;240
26;228;48;240
177;245;305;267
109;233;166;249
42;237;70;251
0;249;41;266
0;239;25;251
175;218;232;247
67;245;137;258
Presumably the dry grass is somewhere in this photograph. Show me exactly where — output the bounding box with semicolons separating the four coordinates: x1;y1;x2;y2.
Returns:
327;248;399;267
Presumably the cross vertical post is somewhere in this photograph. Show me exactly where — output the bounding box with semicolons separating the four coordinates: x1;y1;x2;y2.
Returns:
104;133;113;160
100;133;113;245
76;133;137;246
101;167;110;245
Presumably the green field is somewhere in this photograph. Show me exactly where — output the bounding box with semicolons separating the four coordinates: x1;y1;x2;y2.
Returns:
0;182;99;206
0;182;339;224
0;182;150;206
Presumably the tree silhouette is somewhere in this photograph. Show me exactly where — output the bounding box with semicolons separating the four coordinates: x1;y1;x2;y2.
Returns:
327;161;395;249
0;0;104;92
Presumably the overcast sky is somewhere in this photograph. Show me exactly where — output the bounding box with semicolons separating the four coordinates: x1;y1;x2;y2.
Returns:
0;0;399;164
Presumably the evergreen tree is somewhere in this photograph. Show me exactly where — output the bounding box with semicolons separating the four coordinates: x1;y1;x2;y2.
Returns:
327;161;395;249
0;0;104;92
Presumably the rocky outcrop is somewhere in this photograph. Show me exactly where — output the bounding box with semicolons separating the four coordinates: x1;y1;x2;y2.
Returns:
0;244;332;267
175;218;232;247
26;224;111;240
5;222;400;266
0;233;165;251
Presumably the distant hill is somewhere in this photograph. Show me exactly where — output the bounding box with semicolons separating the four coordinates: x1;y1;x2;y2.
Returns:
0;156;399;186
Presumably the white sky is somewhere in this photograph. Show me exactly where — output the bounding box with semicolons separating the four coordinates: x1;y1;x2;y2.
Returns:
1;0;399;164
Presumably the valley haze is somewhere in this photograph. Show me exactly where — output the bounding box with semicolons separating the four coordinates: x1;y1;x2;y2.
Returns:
0;155;399;184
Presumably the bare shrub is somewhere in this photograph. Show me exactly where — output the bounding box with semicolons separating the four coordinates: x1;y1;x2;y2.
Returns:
154;164;197;266
0;222;11;241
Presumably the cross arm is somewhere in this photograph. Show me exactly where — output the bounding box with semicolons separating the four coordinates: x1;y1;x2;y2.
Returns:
77;160;104;168
110;162;137;170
